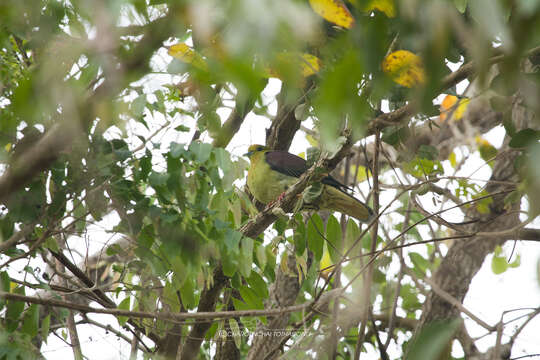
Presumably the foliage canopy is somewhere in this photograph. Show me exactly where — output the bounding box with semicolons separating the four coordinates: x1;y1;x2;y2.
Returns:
1;0;540;359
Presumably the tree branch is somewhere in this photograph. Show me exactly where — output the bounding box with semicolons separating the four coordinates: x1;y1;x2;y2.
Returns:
0;291;326;322
413;68;535;357
367;45;540;134
266;83;313;150
241;133;353;238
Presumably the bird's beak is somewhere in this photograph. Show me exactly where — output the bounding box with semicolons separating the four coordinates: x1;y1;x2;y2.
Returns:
244;151;253;157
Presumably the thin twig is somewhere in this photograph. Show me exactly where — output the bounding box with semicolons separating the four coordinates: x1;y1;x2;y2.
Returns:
355;130;380;360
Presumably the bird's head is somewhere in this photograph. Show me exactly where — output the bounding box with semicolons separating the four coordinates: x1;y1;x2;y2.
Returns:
244;144;268;158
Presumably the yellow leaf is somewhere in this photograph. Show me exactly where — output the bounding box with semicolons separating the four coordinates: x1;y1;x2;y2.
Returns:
439;95;470;121
382;50;426;88
299;53;323;77
306;134;319;147
475;136;490;147
280;253;295;276
309;0;355;29
448;151;457;168
475;136;498;163
320;246;333;279
354;164;372;182
296;255;307;283
168;43;208;71
265;52;322;79
363;0;396;17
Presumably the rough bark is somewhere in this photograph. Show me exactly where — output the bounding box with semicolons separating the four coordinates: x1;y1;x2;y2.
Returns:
247;253;302;360
266;83;311;151
178;267;229;359
215;294;241;360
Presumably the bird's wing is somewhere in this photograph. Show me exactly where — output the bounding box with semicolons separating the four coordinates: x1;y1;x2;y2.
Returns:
264;151;352;191
264;151;308;178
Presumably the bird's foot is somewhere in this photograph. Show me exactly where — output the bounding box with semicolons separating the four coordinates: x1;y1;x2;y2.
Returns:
266;191;287;208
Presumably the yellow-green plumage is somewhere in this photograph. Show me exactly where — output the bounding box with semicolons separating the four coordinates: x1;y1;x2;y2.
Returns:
247;148;292;204
245;145;374;223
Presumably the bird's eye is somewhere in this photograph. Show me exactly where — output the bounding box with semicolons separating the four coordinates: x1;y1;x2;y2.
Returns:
257;146;264;151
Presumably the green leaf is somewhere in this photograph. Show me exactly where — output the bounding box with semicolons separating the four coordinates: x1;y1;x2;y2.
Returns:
72;198;87;233
214;148;232;174
470;0;512;51
453;0;468;13
106;243;124;257
401;284;422;312
407;318;461;360
6;287;25;332
0;271;10;292
307;214;324;261
22;304;39;337
247;272;269;299
293;215;306;256
509;128;540;148
326;215;342;264
381;126;409;146
43;237;60;252
170;142;186;158
373;268;386;283
491;255;508;274
409;252;430;276
222;255;238;278
201;111;222;138
293;227;306;256
86;189;108;221
179;278;196;309
232;297;250;311
117;297;131;326
0;271;9;310
230;198;242;227
229;318;242;349
131;94;147;117
189;142;213;163
0;218;14;242
239;285;264;309
274;217;287;235
256;245;267;269
148;171;170;187
225;229;242;251
490;73;515;96
509;254;521;268
41;314;51;344
502;116;516;137
239;237;254;277
345;218;360;250
175;124;190;132
417;145;439;161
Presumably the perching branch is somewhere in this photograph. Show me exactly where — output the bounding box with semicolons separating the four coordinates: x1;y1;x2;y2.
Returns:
0;291;340;322
240;132;354;238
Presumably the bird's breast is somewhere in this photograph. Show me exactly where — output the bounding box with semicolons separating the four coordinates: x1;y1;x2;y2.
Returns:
247;161;295;204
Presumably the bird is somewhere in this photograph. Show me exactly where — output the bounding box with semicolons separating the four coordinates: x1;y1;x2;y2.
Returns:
245;144;374;223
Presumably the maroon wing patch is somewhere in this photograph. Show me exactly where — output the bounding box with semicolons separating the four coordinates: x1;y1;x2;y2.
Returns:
264;151;351;191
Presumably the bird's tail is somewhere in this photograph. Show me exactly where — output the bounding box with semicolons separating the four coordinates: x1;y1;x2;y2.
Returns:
321;186;375;223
